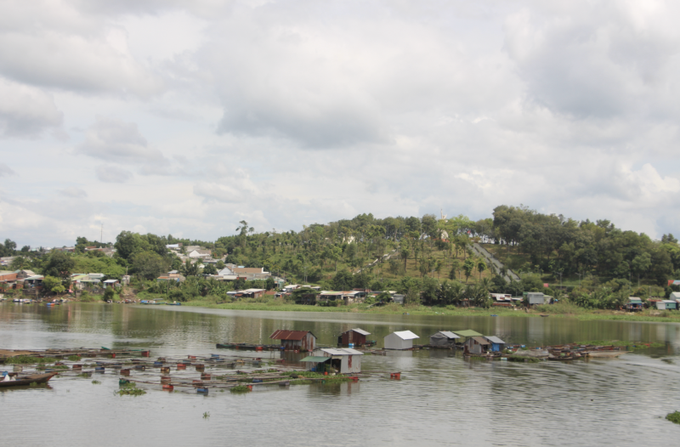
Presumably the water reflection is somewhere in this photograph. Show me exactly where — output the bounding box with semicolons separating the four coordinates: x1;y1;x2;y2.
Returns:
2;303;680;447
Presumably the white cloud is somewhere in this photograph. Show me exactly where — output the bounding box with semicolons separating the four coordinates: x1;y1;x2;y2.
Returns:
3;0;680;246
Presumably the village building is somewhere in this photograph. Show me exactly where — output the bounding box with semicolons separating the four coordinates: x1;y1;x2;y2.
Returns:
103;279;120;288
464;336;491;355
627;297;643;311
429;331;460;348
338;328;371;347
238;288;265;298
656;300;677;310
525;292;545;306
384;330;419;350
270;330;316;352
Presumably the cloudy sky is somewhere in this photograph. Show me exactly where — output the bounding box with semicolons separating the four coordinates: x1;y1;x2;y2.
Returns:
1;0;679;247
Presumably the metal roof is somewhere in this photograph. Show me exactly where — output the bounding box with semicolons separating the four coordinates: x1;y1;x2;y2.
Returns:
321;348;364;356
485;336;505;344
432;331;460;339
470;336;491;345
300;356;330;363
391;330;419;340
454;330;483;337
270;330;315;341
349;328;371;336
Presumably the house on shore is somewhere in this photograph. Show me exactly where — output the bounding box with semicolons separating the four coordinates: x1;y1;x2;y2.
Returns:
627;297;643;311
656;300;677;310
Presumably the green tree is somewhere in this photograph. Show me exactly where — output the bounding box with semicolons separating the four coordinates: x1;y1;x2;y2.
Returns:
43;252;75;278
180;259;201;277
42;276;62;293
462;259;475;283
132;251;168;280
476;258;487;279
10;256;26;270
203;264;218;275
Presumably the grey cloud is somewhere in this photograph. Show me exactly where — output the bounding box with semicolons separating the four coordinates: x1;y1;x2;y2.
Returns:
0;163;16;177
79;117;166;164
0;77;62;138
58;187;88;198
0;1;163;98
217;100;389;149
95;165;133;183
504;4;680;120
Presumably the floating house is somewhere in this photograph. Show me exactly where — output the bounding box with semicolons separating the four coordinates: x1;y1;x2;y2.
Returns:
301;348;364;374
321;348;363;373
429;331;460;348
270;330;316;352
464;336;491;355
485;336;506;352
384;330;419;350
338;328;371;347
627;297;643;311
453;329;483;345
656;300;677;310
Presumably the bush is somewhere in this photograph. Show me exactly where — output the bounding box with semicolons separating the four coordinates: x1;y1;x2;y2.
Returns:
666;411;680;424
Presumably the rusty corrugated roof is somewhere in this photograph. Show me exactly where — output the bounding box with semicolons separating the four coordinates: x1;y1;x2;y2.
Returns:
270;330;314;341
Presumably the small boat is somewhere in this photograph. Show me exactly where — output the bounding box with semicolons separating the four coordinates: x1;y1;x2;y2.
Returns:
0;372;59;388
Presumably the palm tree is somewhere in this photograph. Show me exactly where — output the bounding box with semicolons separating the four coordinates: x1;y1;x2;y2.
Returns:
477;258;487;279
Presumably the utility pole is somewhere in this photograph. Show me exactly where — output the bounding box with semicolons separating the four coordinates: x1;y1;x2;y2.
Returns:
100;224;103;244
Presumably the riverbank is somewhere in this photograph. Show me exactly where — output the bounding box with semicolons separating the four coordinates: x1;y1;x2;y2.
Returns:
177;299;680;323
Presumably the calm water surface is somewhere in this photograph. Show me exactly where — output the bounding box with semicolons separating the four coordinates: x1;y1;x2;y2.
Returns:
2;303;680;446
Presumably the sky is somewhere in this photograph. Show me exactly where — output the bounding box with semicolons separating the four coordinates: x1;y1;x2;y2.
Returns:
1;0;680;247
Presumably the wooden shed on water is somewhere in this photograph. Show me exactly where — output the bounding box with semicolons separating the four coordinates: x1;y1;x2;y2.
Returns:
384;330;419;350
429;331;460;348
484;336;506;352
338;328;371;347
464;336;491;355
270;330;316;352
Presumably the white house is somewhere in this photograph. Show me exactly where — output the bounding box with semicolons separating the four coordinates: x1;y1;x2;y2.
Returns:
384;330;420;350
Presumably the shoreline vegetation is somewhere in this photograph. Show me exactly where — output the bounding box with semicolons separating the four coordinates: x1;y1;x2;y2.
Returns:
170;298;680;322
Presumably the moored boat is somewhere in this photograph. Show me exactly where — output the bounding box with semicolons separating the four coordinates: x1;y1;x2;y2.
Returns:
0;372;59;388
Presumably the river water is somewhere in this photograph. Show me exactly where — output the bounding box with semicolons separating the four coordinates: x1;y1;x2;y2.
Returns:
1;303;680;446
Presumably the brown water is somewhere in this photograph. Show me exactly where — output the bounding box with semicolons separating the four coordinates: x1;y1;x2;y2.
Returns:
1;303;680;446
